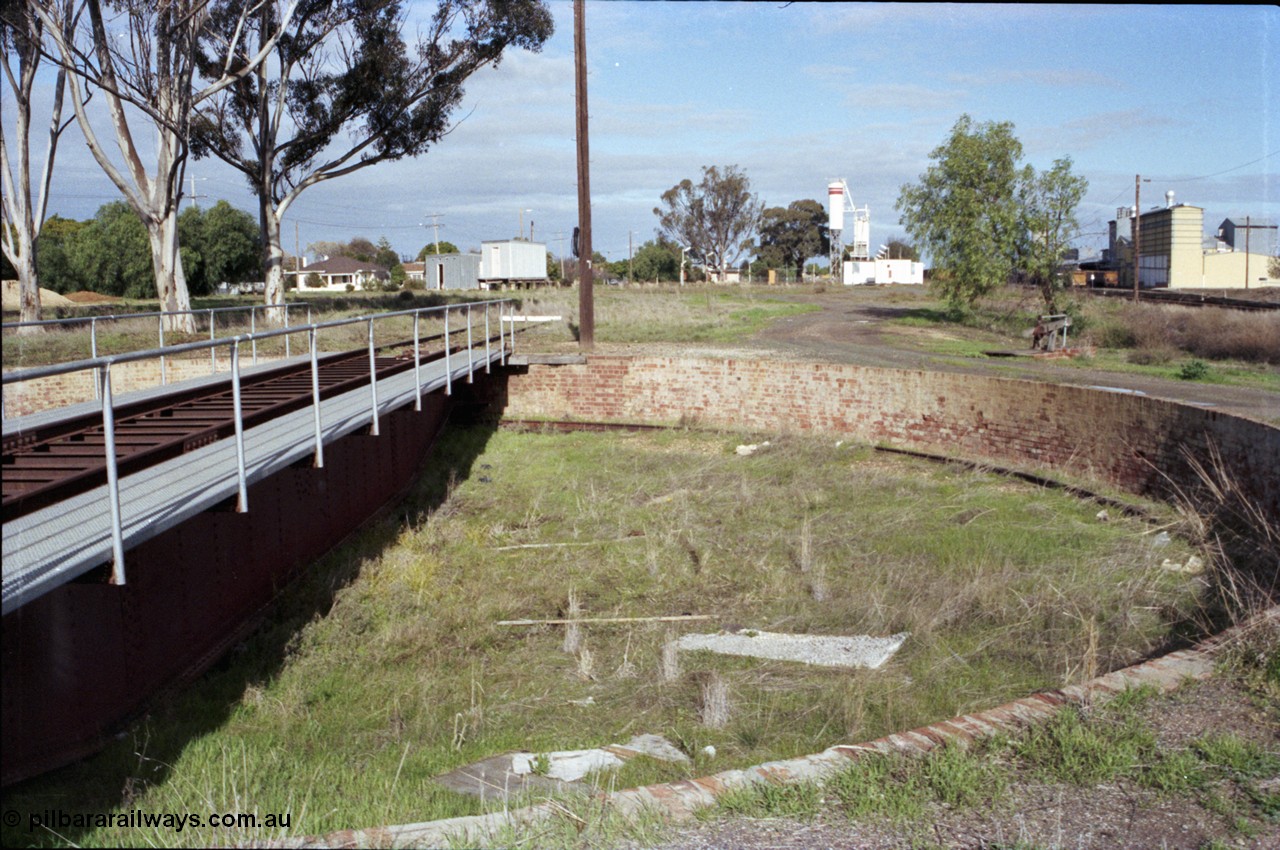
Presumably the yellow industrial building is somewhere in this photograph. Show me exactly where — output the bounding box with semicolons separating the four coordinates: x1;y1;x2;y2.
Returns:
1108;203;1278;290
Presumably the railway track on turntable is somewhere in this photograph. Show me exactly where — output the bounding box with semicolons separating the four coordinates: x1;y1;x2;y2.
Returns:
1;334;476;523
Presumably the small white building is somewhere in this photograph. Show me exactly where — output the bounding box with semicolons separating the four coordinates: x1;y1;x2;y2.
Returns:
842;259;925;285
479;239;547;287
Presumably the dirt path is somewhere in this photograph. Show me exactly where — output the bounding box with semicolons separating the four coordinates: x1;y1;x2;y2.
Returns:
744;289;1278;423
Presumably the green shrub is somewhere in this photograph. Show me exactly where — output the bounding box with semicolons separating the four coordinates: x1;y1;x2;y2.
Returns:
1178;359;1210;380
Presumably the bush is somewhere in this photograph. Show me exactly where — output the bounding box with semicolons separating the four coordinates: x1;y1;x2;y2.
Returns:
1177;359;1210;380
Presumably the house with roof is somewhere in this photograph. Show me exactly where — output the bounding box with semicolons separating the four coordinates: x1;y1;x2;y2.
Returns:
291;256;391;292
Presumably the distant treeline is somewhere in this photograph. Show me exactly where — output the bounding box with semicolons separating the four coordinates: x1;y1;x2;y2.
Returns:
5;201;261;297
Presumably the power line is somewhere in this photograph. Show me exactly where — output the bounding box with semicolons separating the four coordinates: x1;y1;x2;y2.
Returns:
1153;150;1280;184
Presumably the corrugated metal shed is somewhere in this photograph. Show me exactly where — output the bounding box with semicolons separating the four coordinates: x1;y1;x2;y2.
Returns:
479;240;547;284
422;253;481;290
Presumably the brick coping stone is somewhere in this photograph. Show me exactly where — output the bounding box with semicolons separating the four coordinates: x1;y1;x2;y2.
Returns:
278;607;1278;849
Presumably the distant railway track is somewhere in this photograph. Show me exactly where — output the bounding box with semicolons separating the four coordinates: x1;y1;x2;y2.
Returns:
1084;287;1279;312
0;332;490;522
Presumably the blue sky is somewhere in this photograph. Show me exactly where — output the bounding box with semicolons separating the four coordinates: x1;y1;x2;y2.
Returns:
13;2;1279;267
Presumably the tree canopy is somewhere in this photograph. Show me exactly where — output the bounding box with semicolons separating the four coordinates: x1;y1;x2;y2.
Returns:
896;115;1087;306
417;241;461;260
655;165;763;282
756;199;829;274
192;0;554;320
177;201;262;295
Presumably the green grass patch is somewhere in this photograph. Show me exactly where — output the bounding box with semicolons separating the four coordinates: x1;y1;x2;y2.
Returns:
1;429;1207;846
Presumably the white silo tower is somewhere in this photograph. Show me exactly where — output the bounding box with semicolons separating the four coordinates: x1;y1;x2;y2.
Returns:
828;181;844;280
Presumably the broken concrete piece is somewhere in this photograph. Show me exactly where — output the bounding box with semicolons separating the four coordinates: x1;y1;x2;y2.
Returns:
1160;555;1205;575
436;734;690;796
677;629;909;669
511;749;622;782
735;440;771;456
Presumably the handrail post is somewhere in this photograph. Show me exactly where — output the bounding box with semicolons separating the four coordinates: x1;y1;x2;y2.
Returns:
413;311;422;412
91;318;100;400
230;341;249;512
509;300;516;356
209;309;217;373
484;301;491;374
444;307;452;396
367;318;380;436
100;364;127;585
251;307;258;366
309;327;324;468
284;305;291;359
159;317;167;385
466;304;473;382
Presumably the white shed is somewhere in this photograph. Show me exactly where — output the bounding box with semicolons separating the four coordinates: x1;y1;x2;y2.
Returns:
479;239;547;286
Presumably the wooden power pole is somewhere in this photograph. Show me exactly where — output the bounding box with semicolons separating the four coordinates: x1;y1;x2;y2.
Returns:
1132;174;1141;303
574;0;594;351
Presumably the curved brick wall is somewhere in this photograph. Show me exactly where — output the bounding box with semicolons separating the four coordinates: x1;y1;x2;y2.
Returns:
498;356;1279;525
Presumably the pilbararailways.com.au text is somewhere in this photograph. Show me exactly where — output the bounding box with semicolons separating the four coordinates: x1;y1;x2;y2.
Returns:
10;808;292;833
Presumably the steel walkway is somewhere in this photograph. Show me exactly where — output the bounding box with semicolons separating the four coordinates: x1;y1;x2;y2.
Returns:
2;345;501;616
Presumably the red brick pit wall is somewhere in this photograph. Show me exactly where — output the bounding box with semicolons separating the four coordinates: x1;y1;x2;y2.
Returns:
498;356;1279;523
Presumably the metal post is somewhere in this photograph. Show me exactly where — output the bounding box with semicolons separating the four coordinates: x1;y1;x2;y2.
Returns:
91;319;100;400
100;364;127;584
444;307;452;396
484;302;491;374
284;305;291;359
413;311;422;411
209;309;217;373
251;307;258;366
230;341;249;512
466;304;473;382
159;318;167;385
499;300;507;366
367;318;380;436
309;327;324;468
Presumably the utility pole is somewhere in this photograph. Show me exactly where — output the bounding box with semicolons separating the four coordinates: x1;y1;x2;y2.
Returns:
187;175;207;209
1132;174;1147;303
574;0;594;351
552;231;567;282
1244;215;1250;289
628;231;633;286
421;213;444;255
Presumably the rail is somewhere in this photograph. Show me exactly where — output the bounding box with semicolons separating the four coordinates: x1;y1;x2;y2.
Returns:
2;298;515;587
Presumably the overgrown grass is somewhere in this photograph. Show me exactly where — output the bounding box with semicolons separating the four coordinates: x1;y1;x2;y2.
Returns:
689;654;1278;846
507;285;819;346
1;428;1209;846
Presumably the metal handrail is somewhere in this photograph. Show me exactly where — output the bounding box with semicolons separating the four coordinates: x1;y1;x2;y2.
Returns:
3;302;314;397
1;301;308;331
3;298;514;586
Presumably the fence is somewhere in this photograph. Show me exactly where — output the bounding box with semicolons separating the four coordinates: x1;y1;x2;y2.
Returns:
3;298;514;585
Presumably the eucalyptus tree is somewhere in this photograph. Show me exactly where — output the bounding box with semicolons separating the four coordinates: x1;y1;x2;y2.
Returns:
896;115;1026;306
32;0;298;332
1019;156;1088;308
655;165;763;282
0;0;74;330
755;199;829;276
896;114;1087;307
191;0;554;323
